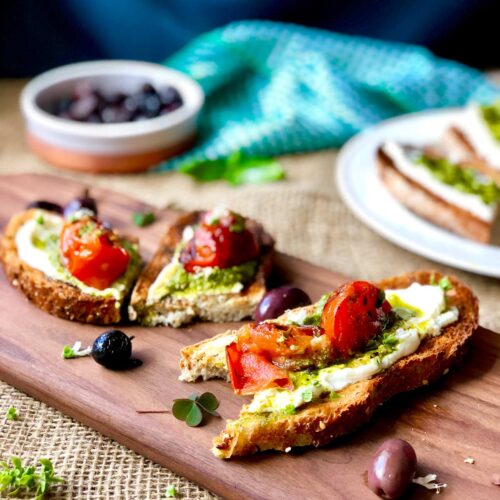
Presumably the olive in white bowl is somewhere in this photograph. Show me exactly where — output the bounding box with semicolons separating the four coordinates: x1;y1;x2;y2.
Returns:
20;60;204;174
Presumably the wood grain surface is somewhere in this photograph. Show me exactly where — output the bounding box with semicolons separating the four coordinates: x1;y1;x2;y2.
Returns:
0;174;498;500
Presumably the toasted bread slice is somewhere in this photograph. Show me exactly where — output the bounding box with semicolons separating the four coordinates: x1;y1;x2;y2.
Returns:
129;211;274;327
377;145;494;243
443;127;500;185
0;209;140;324
180;271;478;458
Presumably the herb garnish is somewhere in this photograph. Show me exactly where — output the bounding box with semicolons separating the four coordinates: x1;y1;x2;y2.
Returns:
302;389;313;403
284;404;296;415
61;341;92;359
0;457;63;499
132;211;156;227
35;214;44;225
5;407;17;421
172;392;220;427
438;276;453;292
166;485;178;498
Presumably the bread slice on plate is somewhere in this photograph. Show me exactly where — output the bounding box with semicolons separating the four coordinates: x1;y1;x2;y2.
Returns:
179;270;478;458
0;208;141;324
377;140;499;243
442;103;500;185
129;210;274;327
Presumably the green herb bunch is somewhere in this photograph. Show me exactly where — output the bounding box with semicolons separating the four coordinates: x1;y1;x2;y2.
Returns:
0;457;63;499
172;392;220;427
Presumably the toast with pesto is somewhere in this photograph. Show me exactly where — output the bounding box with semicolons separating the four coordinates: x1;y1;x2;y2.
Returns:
179;270;478;459
442;103;500;185
0;208;141;324
129;209;274;327
377;141;499;243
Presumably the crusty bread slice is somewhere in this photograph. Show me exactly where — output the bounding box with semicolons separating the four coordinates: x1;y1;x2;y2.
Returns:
179;271;478;458
129;211;274;327
179;302;319;382
377;147;493;243
0;209;139;324
442;127;500;185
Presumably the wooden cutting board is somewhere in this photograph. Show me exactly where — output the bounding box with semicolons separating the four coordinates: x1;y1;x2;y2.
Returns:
0;174;498;500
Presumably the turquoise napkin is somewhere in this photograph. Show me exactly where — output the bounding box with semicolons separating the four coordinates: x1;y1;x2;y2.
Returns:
160;20;499;175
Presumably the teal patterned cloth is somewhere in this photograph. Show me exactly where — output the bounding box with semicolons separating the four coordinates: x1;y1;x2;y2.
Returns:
159;20;499;171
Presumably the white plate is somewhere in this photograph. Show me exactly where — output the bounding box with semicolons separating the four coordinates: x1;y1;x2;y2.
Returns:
336;108;500;278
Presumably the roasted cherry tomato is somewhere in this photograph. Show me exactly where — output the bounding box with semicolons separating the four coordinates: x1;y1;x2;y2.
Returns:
226;342;293;395
179;211;259;272
60;217;130;290
321;281;392;358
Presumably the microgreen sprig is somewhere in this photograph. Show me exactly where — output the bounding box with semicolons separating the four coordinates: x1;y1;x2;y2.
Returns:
5;406;17;421
0;457;63;499
132;211;156;227
61;341;92;359
166;485;178;497
172;392;220;427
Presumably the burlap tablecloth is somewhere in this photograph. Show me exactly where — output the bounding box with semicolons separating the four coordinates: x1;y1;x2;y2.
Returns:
1;80;499;498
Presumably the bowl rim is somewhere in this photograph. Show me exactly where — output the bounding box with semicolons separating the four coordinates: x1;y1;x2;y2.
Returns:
20;60;205;139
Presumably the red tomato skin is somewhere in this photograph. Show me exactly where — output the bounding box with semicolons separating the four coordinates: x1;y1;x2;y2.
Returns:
60;219;130;290
180;214;260;272
226;342;293;395
321;281;391;358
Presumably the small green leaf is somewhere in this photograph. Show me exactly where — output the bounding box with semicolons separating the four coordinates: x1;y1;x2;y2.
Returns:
61;345;75;359
197;392;219;412
5;406;17;421
166;485;177;498
180;151;285;186
330;391;341;401
185;404;203;427
284;404;296;415
132;211;156;227
302;389;313;403
35;214;44;225
438;276;453;292
172;399;195;421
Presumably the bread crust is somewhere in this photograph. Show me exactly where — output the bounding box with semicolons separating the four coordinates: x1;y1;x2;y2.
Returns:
0;209;136;324
443;127;500;185
129;211;274;327
377;147;493;243
210;271;478;458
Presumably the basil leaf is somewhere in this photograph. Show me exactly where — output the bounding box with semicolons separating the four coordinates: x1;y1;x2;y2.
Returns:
180;151;285;186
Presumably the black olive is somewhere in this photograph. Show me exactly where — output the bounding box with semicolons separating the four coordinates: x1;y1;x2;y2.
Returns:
26;200;63;213
91;330;142;370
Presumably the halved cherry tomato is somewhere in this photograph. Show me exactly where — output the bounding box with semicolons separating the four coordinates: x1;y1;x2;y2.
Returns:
226;342;293;395
179;211;259;272
320;281;391;358
60;217;130;290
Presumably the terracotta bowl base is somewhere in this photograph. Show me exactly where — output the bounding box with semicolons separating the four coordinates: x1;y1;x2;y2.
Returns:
27;133;196;174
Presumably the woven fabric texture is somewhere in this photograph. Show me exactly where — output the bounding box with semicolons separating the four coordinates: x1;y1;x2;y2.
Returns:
1;80;500;499
160;20;499;171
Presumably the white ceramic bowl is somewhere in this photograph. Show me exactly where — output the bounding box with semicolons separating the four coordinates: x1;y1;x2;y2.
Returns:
20;60;204;173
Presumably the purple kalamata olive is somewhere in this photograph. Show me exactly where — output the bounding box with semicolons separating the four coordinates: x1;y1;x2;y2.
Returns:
367;439;417;499
255;286;312;322
63;189;98;218
26;200;63;213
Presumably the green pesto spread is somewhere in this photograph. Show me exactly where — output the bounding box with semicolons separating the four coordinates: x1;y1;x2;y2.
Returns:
416;154;500;205
149;260;257;300
481;101;500;141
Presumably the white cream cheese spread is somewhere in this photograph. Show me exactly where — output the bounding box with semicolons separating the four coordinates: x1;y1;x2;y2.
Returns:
458;105;500;169
382;140;496;222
